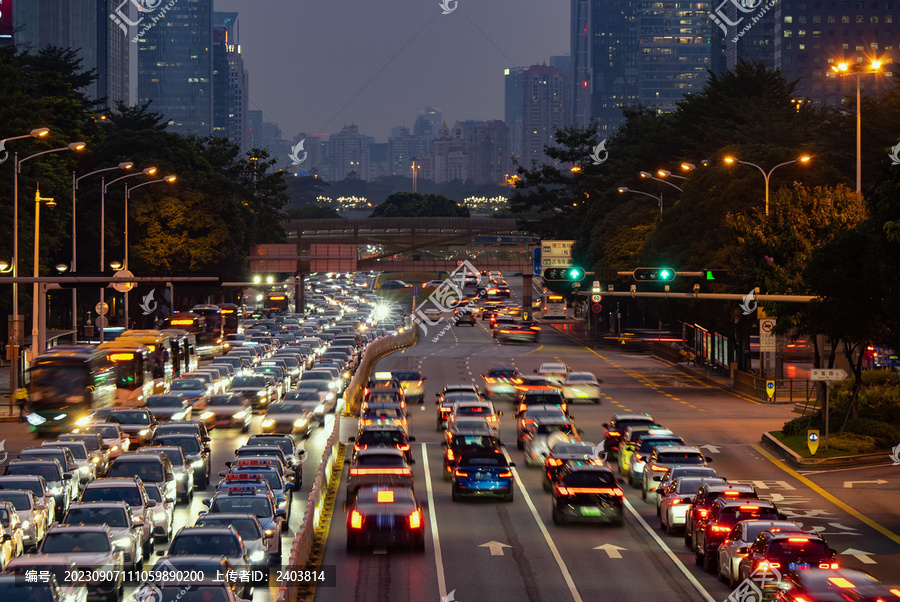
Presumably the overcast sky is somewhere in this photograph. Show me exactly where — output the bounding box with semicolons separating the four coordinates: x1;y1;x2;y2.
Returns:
213;0;569;142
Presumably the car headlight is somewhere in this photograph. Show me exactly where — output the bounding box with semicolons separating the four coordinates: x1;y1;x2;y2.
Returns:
91;456;101;464
293;418;307;427
171;411;186;420
75;416;91;426
21;520;30;529
257;390;267;397
249;549;265;562
191;459;205;467
109;445;119;452
27;413;48;426
138;429;150;436
113;537;132;549
314;404;324;414
48;486;63;496
233;411;248;419
201;411;214;420
261;418;275;427
325;392;335;401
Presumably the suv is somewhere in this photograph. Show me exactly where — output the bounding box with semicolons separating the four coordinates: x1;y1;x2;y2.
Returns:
455;311;475;327
481;364;521;400
391;370;426;403
602;413;657;459
152;434;210;488
63;501;145;570
694;498;783;573
515;404;569;450
79;477;155;557
738;531;837;592
106;408;158;448
37;524;124;601
684;482;758;548
516;388;568;418
551;463;624;526
3;459;73;517
107;453;176;504
349;425;415;464
641;445;711;501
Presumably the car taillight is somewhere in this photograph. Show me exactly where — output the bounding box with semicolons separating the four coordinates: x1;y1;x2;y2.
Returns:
710;525;730;533
350;510;363;529
485;377;496;383
670;499;682;505
819;562;839;569
446;449;455;461
547;458;563;466
518;404;526;413
498;470;512;478
417;380;423;386
408;510;422;529
398;444;410;452
454;469;468;477
757;561;780;570
633;454;643;462
606;431;620;436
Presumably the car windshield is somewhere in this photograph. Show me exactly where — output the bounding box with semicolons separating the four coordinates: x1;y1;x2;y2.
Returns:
208;396;243;406
363;407;402;419
458;455;507;467
356;454;405;466
233;376;267;388
109;460;164;482
247;438;292;456
5;464;61;482
46;444;87;460
84;425;119;439
144;485;163;503
456;406;491;416
232;470;282;490
553;443;596;456
170;534;241;557
452;436;496;448
42;531;111;553
197;517;261;539
286;391;320;402
488;368;518;378
720;507;778;525
82;486;143;507
109;411;151;424
0;492;31;510
0;582;57;601
356;431;405;446
65;507;128;527
148;397;184;408
0;481;42;497
566;374;596;382
0;508;10;527
765;539;830;560
172;380;204;391
657;452;706;464
391;371;421;381
523;393;563;404
562;471;617;487
269;404;304;415
638;438;684;452
535;424;574;436
211;497;272;517
157;437;201;453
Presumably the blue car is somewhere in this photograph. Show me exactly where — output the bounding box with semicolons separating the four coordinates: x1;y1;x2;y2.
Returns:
451;451;515;502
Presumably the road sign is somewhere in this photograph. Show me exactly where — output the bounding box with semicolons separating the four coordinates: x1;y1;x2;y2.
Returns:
411;286;419;299
807;430;819;455
95;316;109;328
760;318;776;352
766;380;775;400
112;269;135;293
456;259;464;266
809;368;848;381
95;302;109;315
591;294;602;302
592;303;602;314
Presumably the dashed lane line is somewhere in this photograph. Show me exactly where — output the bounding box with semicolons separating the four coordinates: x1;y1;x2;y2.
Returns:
421;444;449;600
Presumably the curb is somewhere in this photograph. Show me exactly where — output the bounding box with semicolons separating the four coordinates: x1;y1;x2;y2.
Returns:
759;432;892;470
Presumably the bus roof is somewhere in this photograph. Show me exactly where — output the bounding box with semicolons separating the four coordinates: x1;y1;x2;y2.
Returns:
119;330;172;343
97;340;150;353
34;345;107;362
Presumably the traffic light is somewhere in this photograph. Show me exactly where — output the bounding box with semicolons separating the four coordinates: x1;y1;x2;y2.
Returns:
703;269;731;283
543;267;586;281
632;267;676;282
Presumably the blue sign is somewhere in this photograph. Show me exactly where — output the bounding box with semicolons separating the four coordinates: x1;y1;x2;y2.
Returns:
533;247;541;276
411;286;419;298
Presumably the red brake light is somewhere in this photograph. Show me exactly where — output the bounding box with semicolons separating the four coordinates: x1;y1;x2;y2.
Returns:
723;491;741;496
498;470;512;478
454;469;468;477
607;431;620;436
710;525;730;533
446;449;455;461
408;510;422;529
350;510;363;529
787;537;808;542
697;509;708;518
671;499;682;505
547;458;563;466
397;444;410;452
740;506;760;511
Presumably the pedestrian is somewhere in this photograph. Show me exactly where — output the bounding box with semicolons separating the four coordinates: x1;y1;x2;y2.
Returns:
13;387;28;422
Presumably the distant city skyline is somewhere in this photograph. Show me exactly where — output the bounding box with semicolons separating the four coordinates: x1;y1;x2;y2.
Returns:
213;0;569;142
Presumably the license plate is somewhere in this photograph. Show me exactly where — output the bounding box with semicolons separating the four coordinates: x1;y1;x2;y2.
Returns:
580;507;602;516
788;563;810;571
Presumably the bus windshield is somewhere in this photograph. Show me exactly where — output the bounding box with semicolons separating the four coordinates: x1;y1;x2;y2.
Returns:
29;364;87;408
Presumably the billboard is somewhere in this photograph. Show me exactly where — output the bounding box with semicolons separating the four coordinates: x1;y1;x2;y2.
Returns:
0;0;13;39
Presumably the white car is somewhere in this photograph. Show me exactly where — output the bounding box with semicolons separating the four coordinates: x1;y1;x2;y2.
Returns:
536;362;569;383
75;423;130;459
561;372;601;404
658;475;725;535
423;308;442;321
447;401;501;436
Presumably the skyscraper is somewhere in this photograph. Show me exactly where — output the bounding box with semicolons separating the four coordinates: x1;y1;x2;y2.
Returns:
467;120;511;186
571;0;639;133
504;67;526;158
213;12;249;153
521;65;572;166
138;0;214;136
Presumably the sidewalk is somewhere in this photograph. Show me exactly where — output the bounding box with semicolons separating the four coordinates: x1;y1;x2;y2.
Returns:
547;319;744;397
0;366;22;422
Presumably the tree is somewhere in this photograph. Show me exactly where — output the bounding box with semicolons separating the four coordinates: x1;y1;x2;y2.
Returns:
369;192;469;217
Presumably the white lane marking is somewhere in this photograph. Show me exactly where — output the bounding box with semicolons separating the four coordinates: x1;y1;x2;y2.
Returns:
622;499;715;602
422;443;448;600
502;449;583;602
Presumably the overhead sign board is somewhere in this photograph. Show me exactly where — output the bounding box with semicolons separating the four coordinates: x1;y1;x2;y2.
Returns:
541;240;574;269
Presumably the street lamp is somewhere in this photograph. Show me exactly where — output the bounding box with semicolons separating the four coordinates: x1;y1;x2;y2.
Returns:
70;162;134;342
657;169;687;181
99;167;157;340
0;260;12;273
32;184;59;356
723;155;811;216
11;140;85;389
110;261;123;270
639;171;683;192
618;186;663;215
122;176;177;327
831;59;882;193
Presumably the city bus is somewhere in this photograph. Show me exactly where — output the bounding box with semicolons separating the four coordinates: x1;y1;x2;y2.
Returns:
116;330;175;393
162;311;222;352
541;294;568;319
217;303;242;335
160;329;199;377
25;346;116;435
190;304;225;345
264;291;291;312
98;340;155;407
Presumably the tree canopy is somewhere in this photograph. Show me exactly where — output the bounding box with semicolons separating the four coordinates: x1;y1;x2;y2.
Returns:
369;192;469;218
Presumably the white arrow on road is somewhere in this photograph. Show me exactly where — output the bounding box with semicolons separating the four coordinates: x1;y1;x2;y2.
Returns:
698;445;720;454
593;543;627;559
479;541;511;556
841;548;877;564
843;479;887;488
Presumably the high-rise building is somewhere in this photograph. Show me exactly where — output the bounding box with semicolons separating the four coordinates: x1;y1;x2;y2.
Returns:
774;1;897;107
550;54;572;74
138;0;214;136
213;12;249;153
389;126;413;176
521;64;572;165
571;0;639;133
638;1;714;114
413;106;443;139
8;0;128;106
328;124;368;181
467;120;511;186
504;67;527;158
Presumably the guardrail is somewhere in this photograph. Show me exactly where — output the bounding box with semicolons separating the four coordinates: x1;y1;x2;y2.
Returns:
276;326;418;602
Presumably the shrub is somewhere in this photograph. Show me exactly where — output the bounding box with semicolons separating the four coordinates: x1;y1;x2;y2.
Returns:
844;418;900;449
782;414;822;437
828;433;878;454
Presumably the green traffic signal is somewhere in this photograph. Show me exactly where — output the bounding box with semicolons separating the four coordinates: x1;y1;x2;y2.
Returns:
568;267;585;280
632;267;676;282
542;267;586;282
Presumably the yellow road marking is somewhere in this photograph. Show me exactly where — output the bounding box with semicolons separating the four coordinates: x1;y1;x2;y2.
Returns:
518;345;544;356
753;444;900;545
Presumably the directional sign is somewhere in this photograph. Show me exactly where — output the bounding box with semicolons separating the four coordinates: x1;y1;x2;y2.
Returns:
411;286;419;299
593;544;626;559
479;541;511;556
807;430;819;455
809;368;848;382
591;294;602;303
766;380;775;400
843;479;887;489
841;548;877;564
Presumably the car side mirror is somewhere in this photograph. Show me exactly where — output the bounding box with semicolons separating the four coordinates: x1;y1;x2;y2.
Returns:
508;462;516;467
652;475;662;482
602;423;609;429
146;500;157;508
133;518;144;526
705;456;713;462
347;437;355;442
497;411;503;417
276;508;286;518
157;550;166;556
102;444;110;450
63;473;73;480
409;436;416;442
778;513;787;521
201;499;211;506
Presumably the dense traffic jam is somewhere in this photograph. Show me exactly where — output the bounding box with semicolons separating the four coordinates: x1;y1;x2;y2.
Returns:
3;270;899;602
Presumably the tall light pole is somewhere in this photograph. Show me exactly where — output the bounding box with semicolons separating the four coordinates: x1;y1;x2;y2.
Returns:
71;162;134;343
617;186;663;215
123;176;177;328
31;184;58;356
639;171;683;192
832;59;882;193
723;155;811;216
100;167;157;340
12;140;84;388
